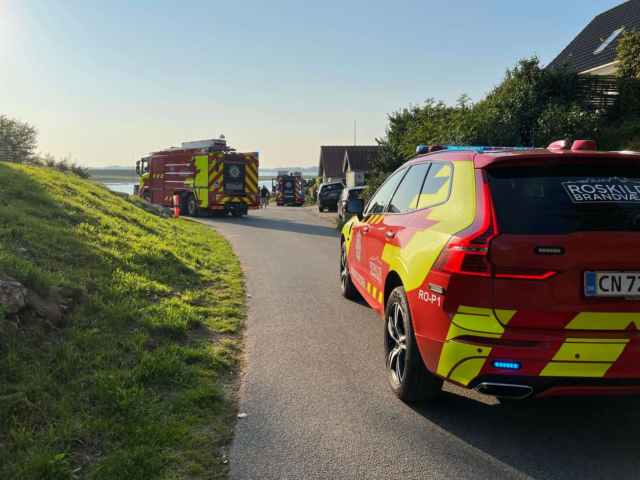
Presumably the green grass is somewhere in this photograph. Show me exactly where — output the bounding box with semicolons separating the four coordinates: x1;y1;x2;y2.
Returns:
87;168;136;183
0;163;244;479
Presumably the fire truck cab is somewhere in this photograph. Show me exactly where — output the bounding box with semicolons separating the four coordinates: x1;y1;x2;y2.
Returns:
136;137;260;217
275;171;305;207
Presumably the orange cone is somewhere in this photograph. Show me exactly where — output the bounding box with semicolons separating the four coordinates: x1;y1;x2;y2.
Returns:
173;194;180;218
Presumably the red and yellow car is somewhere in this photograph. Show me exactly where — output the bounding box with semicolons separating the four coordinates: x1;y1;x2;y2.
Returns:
340;141;640;401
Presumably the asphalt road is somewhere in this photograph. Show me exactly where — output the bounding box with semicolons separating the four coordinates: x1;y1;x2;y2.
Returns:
195;206;640;480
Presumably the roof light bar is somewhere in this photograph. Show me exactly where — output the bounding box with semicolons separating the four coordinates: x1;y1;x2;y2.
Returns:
416;145;533;154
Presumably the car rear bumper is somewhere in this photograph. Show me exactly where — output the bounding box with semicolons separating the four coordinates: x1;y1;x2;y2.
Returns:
319;197;339;207
468;374;640;398
417;332;640;398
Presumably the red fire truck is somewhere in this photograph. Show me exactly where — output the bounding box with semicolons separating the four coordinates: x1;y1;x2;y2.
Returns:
275;171;305;206
136;137;259;217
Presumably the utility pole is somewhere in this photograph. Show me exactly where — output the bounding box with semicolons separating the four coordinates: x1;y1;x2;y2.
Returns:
354;121;356;146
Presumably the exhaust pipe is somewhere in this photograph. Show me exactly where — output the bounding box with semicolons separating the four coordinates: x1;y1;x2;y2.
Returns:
474;382;533;399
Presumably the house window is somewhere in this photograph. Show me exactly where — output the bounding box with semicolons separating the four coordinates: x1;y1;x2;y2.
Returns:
594;28;623;54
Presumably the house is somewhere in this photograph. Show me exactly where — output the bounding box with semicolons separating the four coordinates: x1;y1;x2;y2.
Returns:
318;145;379;184
342;148;380;187
547;0;640;75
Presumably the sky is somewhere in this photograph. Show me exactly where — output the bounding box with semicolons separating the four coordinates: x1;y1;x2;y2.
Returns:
0;0;627;169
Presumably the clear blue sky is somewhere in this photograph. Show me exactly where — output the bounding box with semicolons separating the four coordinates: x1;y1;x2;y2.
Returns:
0;0;625;168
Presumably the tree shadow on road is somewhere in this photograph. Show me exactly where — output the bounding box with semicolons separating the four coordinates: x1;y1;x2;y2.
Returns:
195;214;340;239
410;388;640;479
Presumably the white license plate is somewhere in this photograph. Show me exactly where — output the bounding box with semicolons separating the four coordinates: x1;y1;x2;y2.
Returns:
585;272;640;297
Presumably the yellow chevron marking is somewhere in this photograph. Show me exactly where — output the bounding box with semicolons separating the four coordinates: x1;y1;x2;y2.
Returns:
449;358;489;386
375;215;385;224
378;291;383;304
445;306;516;340
551;340;628;362
367;283;371;294
372;286;378;298
540;362;613;377
437;341;491;385
565;312;640;330
246;168;258;184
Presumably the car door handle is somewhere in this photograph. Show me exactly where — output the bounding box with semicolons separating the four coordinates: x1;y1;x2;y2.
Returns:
386;231;396;240
363;226;370;233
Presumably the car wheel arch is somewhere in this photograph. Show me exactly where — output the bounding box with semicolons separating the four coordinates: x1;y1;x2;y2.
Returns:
384;271;404;311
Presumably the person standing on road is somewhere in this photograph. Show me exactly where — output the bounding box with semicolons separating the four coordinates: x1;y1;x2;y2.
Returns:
260;185;270;209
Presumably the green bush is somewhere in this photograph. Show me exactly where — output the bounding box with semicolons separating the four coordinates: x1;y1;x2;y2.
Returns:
373;54;640;174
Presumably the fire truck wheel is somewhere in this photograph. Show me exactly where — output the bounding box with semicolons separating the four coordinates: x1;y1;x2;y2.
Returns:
178;195;188;216
187;195;199;217
340;241;360;300
143;191;151;202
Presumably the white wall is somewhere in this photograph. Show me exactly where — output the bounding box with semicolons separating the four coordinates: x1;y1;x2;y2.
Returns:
346;171;365;187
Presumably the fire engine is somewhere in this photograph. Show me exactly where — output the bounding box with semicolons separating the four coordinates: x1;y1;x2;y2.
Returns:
275;171;305;207
136;137;259;217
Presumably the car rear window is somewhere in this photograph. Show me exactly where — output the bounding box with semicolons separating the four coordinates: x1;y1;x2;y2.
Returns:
487;164;640;234
322;184;342;192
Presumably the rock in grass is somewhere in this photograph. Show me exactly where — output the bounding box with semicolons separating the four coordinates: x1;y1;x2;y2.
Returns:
26;289;63;326
0;274;27;314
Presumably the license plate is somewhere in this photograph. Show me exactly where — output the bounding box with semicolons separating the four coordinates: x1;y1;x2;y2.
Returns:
585;272;640;297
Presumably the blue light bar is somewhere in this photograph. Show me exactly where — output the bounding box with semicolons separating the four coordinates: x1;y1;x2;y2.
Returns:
492;361;522;370
416;145;534;154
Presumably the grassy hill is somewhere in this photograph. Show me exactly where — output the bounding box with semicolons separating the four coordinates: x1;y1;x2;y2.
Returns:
0;163;244;478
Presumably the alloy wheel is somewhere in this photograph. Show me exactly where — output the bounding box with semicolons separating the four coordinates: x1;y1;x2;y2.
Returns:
386;302;407;385
341;245;348;291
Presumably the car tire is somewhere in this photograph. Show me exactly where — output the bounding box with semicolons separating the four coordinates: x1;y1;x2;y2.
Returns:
385;286;443;402
143;191;151;202
319;206;324;212
187;195;199;217
340;241;360;299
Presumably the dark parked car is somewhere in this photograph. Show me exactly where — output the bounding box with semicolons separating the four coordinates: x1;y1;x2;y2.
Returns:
337;187;365;221
318;182;344;212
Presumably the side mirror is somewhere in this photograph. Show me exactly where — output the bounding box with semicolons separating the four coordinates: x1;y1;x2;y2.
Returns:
345;199;364;214
135;161;140;176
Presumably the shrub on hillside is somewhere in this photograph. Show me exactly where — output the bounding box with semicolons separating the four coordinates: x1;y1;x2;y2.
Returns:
0;114;89;179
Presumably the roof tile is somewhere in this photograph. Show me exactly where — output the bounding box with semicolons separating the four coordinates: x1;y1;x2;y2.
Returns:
319;146;378;178
548;0;640;73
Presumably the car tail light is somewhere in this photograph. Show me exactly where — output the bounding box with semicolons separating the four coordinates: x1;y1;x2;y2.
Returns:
432;171;555;280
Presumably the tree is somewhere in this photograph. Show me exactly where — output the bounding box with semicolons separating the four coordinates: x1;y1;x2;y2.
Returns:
0;115;38;163
373;56;604;174
616;30;640;120
617;30;640;79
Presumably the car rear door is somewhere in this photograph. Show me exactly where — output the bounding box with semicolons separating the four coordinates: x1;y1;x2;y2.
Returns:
487;161;640;330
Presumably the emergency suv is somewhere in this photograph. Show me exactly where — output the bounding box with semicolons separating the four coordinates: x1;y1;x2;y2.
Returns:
275;171;305;206
340;140;640;402
136;137;259;217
